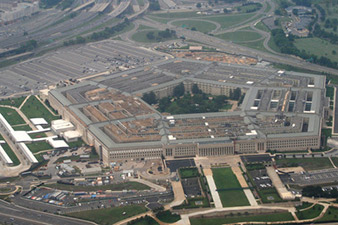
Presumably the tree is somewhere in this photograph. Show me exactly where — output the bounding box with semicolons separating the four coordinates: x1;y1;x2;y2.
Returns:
196;3;202;8
142;91;157;105
173;83;185;98
192;84;202;94
146;31;155;40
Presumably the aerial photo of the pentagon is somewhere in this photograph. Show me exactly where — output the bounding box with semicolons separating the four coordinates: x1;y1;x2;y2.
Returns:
1;0;338;225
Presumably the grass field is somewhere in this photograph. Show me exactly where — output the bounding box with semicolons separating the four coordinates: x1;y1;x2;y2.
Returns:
68;139;86;148
26;141;53;153
131;30;176;43
296;202;313;210
21;96;59;124
296;204;324;220
172;20;216;33
0;97;26;108
0;107;25;125
216;31;262;43
67;205;147;225
44;181;150;191
275;158;333;171
212;167;249;207
295;38;338;64
156;210;181;223
2;143;20;166
190;212;294;225
179;167;199;179
317;206;338;222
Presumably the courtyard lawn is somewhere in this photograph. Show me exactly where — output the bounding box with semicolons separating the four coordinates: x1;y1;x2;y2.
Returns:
67;205;147;225
44;181;150;191
172;20;217;33
212;167;249;207
12;124;31;131
326;86;334;99
2;143;20;166
190;212;294;225
179;167;199;179
275;158;333;171
21;96;59;124
26;142;53;153
0;107;25;125
258;188;283;203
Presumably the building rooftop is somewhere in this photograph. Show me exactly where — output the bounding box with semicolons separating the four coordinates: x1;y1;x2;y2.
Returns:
50;58;326;150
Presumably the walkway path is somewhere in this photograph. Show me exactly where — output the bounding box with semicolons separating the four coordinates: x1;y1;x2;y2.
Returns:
203;168;222;208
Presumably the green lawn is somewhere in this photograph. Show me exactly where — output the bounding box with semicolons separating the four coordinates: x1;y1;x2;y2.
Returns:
212;167;249;207
67;139;86;148
172;20;216;33
190;212;294;225
44;181;150;191
0;96;26;108
137;25;153;31
12;124;31;131
255;21;270;32
275;158;333;171
296;202;313;210
21;96;59;124
149;12;256;29
136;0;144;7
326;86;335;99
179;167;199;179
216;31;262;43
67;205;147;225
205;13;255;29
296;204;324;220
156;210;181;223
0;107;25;125
295;38;338;64
257;188;283;203
29;132;47;139
26;141;53;153
173;196;210;209
1;143;20;166
317;206;338;222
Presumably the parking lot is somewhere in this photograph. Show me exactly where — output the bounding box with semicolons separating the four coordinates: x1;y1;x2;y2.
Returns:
181;177;202;197
289;168;338;186
0;40;164;96
165;159;196;173
248;169;273;190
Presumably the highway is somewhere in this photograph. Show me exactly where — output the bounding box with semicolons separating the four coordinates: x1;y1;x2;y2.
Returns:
0;200;95;225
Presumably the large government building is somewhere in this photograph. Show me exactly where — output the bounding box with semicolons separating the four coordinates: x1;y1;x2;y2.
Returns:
48;58;328;165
